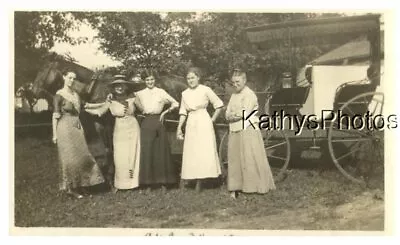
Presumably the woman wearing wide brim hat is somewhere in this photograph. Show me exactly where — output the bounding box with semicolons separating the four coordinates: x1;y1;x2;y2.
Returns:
85;76;142;193
108;77;146;95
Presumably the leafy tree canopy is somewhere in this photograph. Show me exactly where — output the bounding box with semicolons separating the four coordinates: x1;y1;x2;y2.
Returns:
14;11;87;89
83;12;343;89
15;11;345;92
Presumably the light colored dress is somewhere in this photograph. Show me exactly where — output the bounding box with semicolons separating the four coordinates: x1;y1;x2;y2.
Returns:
110;98;141;189
179;84;224;180
135;87;179;184
226;86;275;193
87;98;141;189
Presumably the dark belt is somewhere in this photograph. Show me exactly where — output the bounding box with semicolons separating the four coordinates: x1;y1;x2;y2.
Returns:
143;113;161;117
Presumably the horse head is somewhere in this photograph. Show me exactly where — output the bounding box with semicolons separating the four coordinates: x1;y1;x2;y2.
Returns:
32;60;96;103
32;62;64;101
157;74;188;103
87;70;115;103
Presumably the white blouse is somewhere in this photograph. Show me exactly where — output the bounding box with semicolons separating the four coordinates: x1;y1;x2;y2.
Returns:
135;87;178;114
179;85;223;116
226;86;260;132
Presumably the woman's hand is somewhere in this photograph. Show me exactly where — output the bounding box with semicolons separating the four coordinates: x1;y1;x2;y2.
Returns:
106;93;113;102
52;136;57;144
176;128;184;140
232;113;242;122
211;107;223;123
160;111;167;123
226;112;241;122
160;108;171;123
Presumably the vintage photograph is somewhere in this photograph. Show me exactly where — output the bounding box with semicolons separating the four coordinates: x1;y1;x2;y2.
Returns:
12;11;387;233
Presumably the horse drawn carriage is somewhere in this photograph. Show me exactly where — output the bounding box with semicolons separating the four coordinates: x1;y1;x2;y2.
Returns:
25;14;384;185
217;14;384;185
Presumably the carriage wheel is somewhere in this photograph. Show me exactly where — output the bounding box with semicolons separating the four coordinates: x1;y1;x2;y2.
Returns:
262;130;291;180
218;130;229;180
218;129;291;182
328;92;384;184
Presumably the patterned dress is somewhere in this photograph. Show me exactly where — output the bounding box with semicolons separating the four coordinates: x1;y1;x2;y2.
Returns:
135;87;179;185
53;89;105;191
179;85;224;180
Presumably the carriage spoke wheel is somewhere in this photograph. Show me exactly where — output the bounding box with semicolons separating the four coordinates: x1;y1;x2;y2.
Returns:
328;92;384;184
218;130;230;181
218;129;291;183
263;130;291;181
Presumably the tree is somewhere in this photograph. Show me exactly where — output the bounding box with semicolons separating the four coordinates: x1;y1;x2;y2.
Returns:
83;12;192;77
183;13;344;89
14;11;87;89
81;12;344;90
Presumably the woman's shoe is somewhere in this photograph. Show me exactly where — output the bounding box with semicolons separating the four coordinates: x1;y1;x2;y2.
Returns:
111;186;119;194
145;186;152;194
79;188;92;197
66;191;83;199
179;180;186;190
230;191;238;199
161;185;167;194
195;180;202;192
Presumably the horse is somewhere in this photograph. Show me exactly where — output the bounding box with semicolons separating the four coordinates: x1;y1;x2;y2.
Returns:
31;59;188;186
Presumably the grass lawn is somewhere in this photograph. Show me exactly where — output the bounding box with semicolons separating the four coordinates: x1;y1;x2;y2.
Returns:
13;134;384;231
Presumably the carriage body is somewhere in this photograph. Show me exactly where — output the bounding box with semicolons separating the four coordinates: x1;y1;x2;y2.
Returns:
218;14;384;184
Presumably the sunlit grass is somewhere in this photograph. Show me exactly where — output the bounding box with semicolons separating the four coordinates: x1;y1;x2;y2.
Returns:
14;135;384;230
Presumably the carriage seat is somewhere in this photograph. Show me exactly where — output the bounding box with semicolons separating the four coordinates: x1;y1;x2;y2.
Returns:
333;83;377;111
269;87;311;114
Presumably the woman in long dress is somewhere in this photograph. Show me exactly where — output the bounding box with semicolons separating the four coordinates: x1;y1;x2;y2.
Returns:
176;67;224;192
85;78;141;192
52;69;105;199
135;70;179;190
225;70;275;199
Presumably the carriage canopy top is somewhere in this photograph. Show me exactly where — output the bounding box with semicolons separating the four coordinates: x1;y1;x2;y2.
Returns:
244;14;382;86
244;14;381;46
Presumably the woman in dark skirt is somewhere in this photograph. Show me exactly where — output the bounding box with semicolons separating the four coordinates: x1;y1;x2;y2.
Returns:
135;70;179;190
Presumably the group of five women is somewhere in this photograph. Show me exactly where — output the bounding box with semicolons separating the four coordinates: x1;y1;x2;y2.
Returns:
52;67;276;199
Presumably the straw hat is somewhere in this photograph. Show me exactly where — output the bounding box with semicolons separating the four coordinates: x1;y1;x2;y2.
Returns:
108;75;146;92
108;74;133;87
109;79;135;87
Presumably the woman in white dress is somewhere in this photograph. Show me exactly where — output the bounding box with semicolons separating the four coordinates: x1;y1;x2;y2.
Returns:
85;78;141;192
176;67;224;192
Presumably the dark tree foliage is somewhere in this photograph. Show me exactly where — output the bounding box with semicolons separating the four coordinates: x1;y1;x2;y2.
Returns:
14;11;87;89
182;12;344;89
15;11;345;93
81;12;192;77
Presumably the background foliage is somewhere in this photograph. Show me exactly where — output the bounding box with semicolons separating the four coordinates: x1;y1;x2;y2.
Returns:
14;12;87;89
15;11;344;91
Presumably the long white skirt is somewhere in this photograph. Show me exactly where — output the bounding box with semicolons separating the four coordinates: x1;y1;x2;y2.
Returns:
181;109;221;179
113;116;140;189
